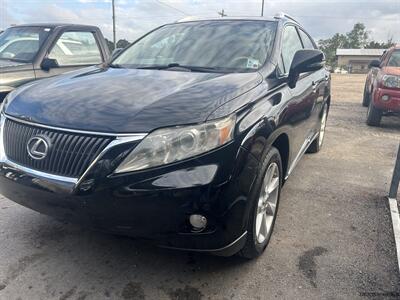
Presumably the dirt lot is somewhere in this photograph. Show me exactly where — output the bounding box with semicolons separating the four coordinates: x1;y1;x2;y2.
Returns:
0;74;399;300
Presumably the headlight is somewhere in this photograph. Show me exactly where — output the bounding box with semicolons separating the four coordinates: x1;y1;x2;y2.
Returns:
382;75;400;89
114;115;236;173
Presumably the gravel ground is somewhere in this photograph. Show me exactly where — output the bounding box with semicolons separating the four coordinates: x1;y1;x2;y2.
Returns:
0;74;399;300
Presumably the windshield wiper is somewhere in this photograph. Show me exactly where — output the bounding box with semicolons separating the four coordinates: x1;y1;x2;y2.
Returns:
136;63;221;73
108;63;124;69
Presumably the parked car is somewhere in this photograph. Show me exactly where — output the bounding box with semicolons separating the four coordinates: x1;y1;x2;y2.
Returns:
363;45;400;126
0;15;330;258
0;23;110;101
334;67;348;74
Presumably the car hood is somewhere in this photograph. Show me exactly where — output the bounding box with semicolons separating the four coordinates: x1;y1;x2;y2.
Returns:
5;66;262;133
0;59;30;70
382;66;400;76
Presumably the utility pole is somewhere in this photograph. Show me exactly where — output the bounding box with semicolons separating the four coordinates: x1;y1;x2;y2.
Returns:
112;0;116;50
261;0;265;17
218;9;227;17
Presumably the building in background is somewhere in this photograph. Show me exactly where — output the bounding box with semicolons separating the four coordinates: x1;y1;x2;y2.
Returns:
336;49;385;73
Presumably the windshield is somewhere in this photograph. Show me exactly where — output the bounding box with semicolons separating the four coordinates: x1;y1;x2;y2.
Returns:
113;20;277;73
0;26;51;62
388;50;400;67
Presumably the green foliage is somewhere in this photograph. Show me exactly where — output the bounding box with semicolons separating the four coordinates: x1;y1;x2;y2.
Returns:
318;23;395;68
116;39;130;49
105;38;115;52
365;38;395;49
345;23;368;48
105;38;131;52
319;33;347;68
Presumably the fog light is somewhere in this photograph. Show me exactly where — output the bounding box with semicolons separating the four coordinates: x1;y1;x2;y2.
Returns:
189;214;207;232
382;95;390;101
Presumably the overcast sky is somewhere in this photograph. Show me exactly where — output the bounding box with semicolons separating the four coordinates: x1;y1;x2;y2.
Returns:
1;0;399;43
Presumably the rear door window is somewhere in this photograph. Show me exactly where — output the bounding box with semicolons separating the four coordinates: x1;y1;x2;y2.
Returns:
299;29;316;49
280;26;304;74
48;31;102;66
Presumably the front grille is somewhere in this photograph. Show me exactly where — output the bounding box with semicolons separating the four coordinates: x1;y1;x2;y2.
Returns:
3;118;113;178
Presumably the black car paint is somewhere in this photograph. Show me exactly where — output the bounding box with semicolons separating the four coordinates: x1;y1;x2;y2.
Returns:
0;18;331;255
5;67;263;133
0;24;110;101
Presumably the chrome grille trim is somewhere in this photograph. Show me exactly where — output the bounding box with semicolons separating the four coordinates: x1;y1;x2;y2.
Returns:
4;118;113;178
1;115;147;185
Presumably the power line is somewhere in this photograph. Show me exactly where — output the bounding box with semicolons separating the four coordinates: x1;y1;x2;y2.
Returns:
154;0;189;16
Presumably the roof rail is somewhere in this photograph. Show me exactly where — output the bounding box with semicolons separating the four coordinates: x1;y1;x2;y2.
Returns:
274;12;300;24
176;16;200;23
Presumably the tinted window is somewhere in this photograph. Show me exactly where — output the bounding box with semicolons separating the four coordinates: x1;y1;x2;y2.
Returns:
299;30;315;49
0;26;51;62
281;26;303;73
48;31;102;66
388;50;400;67
113;21;277;73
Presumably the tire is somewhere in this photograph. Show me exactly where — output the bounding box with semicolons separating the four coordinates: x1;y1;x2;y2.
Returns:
362;84;370;107
366;100;382;126
307;104;328;154
239;147;282;259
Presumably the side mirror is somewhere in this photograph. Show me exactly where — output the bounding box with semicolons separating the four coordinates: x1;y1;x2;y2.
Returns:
41;58;59;71
288;49;325;89
368;60;380;69
111;48;124;59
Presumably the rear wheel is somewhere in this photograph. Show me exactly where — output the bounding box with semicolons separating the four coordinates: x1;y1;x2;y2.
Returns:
362;84;370;107
239;147;282;259
366;100;382;126
307;104;328;154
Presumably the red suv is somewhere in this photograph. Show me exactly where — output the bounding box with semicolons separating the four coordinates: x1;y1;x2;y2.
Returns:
363;45;400;126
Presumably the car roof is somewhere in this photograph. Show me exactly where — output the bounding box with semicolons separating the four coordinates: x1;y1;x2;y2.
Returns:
10;23;99;30
177;16;276;23
176;13;299;25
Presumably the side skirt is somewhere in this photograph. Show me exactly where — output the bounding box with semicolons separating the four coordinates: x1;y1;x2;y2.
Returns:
285;132;319;180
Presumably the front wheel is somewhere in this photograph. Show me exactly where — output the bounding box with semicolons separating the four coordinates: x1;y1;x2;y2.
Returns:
362;84;370;107
366;100;382;126
239;147;282;259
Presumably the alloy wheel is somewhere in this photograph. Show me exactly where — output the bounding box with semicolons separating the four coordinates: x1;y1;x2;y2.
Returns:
255;162;280;244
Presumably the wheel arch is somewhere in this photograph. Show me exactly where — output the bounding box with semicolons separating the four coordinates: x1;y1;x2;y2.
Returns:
271;133;290;182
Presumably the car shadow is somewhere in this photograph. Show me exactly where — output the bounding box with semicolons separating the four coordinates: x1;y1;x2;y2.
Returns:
380;115;400;131
5;213;257;299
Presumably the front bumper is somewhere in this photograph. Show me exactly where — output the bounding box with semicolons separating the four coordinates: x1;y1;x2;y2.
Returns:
373;87;400;112
0;135;257;255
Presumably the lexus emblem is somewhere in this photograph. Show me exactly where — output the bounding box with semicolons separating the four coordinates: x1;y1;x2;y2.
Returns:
27;136;50;160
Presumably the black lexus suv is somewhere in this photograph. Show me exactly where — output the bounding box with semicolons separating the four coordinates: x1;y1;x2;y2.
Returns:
0;14;330;258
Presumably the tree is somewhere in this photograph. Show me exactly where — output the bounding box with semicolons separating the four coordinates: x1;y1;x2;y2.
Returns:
105;38;115;52
105;38;131;53
318;23;394;69
365;38;395;49
345;23;369;48
116;39;130;49
319;33;347;68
